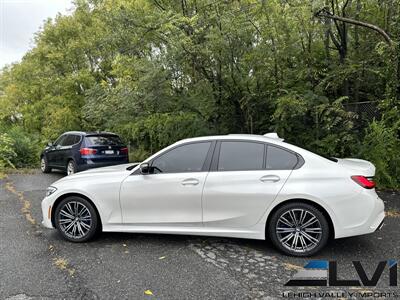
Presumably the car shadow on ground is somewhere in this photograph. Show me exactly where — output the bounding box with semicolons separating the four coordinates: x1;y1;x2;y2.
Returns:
53;229;380;260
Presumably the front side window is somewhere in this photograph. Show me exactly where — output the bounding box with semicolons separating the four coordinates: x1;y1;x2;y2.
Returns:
151;142;211;174
54;135;66;146
62;135;77;146
218;141;264;171
266;145;298;170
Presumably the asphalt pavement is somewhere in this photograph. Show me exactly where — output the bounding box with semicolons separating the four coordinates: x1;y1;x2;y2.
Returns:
0;170;399;299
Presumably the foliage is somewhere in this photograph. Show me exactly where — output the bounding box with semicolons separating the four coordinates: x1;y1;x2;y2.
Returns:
0;133;17;168
273;93;357;157
359;120;400;188
0;0;399;187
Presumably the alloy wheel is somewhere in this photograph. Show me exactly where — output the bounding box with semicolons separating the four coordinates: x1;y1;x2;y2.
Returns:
67;161;75;175
276;209;323;253
40;158;46;172
58;201;92;239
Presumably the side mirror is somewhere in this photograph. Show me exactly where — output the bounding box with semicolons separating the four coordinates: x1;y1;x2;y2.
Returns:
139;162;150;175
47;141;53;147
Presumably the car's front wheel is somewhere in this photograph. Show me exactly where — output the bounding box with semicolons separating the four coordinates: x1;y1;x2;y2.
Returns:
268;202;329;256
66;160;77;175
54;196;99;242
40;156;51;173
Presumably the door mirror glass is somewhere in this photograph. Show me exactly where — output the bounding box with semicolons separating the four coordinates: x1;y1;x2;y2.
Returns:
47;141;53;147
140;163;150;174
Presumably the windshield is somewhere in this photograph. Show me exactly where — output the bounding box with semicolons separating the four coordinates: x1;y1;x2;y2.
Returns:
85;135;123;146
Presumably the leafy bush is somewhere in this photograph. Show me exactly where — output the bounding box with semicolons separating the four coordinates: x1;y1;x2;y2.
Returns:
0;133;17;168
117;112;213;155
272;92;357;157
359;120;400;188
0;126;40;169
7;126;41;168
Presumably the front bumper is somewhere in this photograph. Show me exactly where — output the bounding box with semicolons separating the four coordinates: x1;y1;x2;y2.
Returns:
41;193;58;229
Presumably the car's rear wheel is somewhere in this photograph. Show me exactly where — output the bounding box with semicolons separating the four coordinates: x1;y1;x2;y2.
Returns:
54;196;98;242
40;156;51;173
268;202;329;256
66;160;77;175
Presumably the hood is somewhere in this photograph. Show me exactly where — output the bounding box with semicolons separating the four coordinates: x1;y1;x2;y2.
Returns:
336;158;375;177
53;163;139;185
80;163;136;174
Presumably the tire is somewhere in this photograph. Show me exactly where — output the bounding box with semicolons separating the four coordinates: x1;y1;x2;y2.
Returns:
66;159;77;175
268;202;329;257
40;156;51;173
54;196;99;242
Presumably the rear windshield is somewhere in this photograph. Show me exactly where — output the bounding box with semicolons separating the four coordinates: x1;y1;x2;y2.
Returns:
85;135;123;146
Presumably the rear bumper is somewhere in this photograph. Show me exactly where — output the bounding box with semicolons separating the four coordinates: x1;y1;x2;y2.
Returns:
77;158;128;172
375;218;385;232
334;192;385;239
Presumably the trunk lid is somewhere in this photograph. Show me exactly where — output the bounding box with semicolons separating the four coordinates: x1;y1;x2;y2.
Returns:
336;158;375;177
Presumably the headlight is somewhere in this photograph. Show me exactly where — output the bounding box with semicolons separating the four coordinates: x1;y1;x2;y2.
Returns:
46;186;57;197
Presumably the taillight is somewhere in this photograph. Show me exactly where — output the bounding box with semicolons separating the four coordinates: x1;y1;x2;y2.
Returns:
351;175;376;189
80;148;97;155
120;147;128;155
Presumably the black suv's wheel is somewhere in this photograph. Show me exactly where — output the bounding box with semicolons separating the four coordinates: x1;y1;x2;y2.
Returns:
268;202;329;256
66;160;77;175
40;156;51;173
54;196;99;242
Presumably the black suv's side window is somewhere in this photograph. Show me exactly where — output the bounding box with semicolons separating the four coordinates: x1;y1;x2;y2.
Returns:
151;142;211;174
62;135;76;146
266;145;298;170
218;141;264;171
54;135;67;146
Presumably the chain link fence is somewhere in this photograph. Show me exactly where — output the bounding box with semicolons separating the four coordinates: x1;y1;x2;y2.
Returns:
343;101;381;136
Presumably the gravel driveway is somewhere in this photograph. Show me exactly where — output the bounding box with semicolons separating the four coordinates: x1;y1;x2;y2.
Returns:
1;170;399;299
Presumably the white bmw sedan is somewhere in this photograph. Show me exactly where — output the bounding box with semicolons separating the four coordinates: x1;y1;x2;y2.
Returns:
41;133;385;256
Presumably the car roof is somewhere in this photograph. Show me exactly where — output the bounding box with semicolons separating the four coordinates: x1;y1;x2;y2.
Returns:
63;131;119;136
176;133;291;148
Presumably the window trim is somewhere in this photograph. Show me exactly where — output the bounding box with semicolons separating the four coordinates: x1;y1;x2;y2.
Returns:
210;139;304;172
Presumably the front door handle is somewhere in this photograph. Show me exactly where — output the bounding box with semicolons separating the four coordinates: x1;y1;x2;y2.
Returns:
260;175;280;183
181;178;199;186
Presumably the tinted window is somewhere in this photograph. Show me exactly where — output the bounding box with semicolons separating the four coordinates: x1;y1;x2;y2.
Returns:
151;142;211;173
62;135;77;146
59;135;72;146
266;145;298;170
54;135;66;146
85;135;123;146
218;141;264;171
73;135;81;144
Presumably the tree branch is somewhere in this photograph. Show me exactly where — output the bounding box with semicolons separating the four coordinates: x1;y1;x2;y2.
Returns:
315;8;392;46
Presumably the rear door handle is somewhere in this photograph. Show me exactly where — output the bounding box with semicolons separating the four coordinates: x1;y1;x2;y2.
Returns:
260;175;280;183
181;178;199;186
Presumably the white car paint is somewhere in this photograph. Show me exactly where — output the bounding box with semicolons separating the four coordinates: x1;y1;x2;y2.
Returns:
41;134;385;242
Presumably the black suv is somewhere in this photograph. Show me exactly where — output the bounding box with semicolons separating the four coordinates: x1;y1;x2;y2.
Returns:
40;131;129;175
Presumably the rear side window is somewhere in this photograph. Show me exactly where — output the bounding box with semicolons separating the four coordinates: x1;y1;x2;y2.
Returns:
151;142;211;173
218;141;264;171
73;135;81;144
266;145;298;170
85;135;123;146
